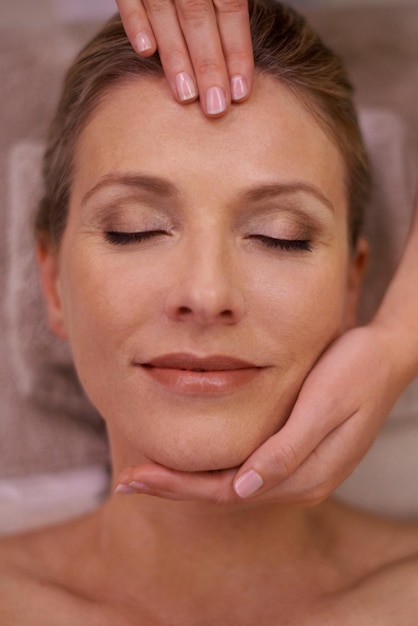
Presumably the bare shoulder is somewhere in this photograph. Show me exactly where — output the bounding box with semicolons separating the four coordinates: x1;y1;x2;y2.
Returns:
0;515;119;626
332;498;418;566
312;555;418;626
0;558;97;626
312;500;418;625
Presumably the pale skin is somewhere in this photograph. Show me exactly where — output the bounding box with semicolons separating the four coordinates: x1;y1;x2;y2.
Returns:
1;74;418;625
114;0;418;505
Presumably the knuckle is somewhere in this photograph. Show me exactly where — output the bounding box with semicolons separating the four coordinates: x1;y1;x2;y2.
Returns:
213;0;247;13
160;45;187;70
126;9;144;25
225;46;251;65
294;450;334;505
304;474;334;506
178;0;213;22
143;0;170;16
271;442;299;480
213;483;240;507
304;481;331;506
214;490;230;506
224;46;254;75
194;57;223;77
120;9;147;36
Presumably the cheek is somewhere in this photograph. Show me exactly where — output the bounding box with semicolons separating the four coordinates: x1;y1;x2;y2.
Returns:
58;248;161;374
250;254;348;364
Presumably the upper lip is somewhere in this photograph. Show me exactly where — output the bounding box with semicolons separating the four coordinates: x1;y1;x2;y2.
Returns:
140;353;260;371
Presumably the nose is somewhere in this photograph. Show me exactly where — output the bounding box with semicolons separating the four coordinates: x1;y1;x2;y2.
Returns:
164;239;245;326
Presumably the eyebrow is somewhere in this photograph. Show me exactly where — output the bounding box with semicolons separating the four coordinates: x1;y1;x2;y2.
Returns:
81;173;334;213
81;173;178;207
239;182;334;213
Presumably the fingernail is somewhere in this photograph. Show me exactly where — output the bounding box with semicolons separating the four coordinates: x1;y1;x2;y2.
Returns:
129;481;149;491
135;31;153;53
175;72;197;102
115;484;136;495
234;470;264;499
206;86;227;115
231;75;248;101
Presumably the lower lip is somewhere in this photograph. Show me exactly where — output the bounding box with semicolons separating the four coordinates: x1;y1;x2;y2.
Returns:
140;366;261;395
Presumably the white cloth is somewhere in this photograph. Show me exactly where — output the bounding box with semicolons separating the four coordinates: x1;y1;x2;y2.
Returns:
0;465;109;535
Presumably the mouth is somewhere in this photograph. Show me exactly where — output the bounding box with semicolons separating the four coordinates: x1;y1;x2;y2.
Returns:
136;353;265;395
141;353;260;371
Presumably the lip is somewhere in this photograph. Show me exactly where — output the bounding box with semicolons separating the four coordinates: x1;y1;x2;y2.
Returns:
142;353;259;371
136;353;265;395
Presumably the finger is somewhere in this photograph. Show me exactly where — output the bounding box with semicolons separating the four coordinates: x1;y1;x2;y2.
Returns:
253;411;369;506
139;0;231;115
233;335;371;500
115;463;239;504
214;0;254;101
173;0;252;108
241;401;382;507
141;0;208;105
116;0;157;55
233;372;361;501
171;0;232;115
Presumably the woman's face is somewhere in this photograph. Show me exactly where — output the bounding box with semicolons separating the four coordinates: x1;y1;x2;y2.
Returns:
40;74;365;472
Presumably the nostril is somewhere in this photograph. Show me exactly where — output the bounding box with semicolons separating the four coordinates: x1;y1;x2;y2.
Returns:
176;306;233;319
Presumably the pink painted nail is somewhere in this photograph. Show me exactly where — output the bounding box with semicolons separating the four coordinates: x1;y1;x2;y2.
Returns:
231;75;248;101
115;484;136;495
129;481;149;491
176;72;197;102
135;31;153;53
234;470;264;499
206;86;227;115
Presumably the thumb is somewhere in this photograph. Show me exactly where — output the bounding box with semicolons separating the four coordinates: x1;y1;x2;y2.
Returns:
233;390;339;499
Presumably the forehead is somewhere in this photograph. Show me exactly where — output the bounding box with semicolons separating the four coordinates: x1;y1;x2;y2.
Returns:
71;73;347;213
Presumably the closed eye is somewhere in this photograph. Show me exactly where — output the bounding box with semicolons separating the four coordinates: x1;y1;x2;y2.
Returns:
105;230;167;246
249;235;312;252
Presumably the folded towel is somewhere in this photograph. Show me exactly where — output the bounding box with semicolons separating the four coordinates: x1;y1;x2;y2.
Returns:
6;142;101;421
0;465;109;535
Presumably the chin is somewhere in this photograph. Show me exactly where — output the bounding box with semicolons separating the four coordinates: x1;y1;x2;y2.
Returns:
154;450;248;473
146;428;274;473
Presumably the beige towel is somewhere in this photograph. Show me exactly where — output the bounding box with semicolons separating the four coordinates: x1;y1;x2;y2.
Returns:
0;20;110;479
6;143;99;419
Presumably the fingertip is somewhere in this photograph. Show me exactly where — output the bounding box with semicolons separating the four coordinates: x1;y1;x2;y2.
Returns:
234;469;264;499
230;74;249;102
205;85;228;117
135;31;156;55
175;71;198;102
115;483;136;495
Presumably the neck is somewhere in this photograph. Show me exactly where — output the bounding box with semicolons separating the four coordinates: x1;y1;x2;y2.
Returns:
91;485;333;618
102;487;315;558
102;444;318;574
82;445;337;621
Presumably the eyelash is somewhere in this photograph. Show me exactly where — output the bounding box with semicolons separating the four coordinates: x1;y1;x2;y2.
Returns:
105;230;166;245
104;231;312;252
249;235;312;252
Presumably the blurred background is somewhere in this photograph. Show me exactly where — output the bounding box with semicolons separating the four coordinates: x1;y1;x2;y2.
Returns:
2;0;418;29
